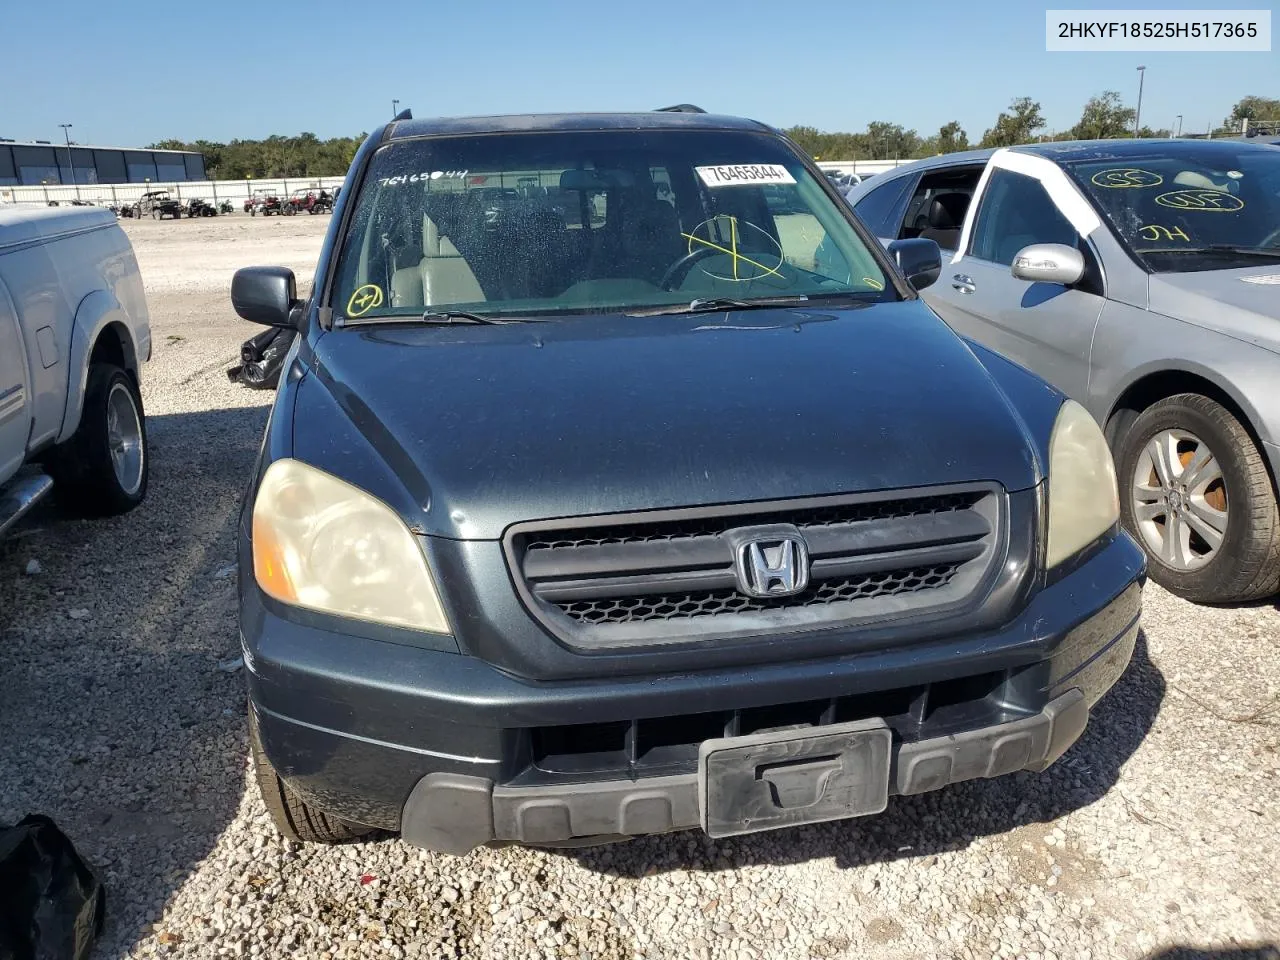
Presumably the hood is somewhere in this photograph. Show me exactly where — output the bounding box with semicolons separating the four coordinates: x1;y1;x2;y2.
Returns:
295;303;1044;539
1149;265;1280;354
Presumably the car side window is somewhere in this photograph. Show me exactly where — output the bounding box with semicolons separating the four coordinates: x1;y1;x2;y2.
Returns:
897;166;985;249
968;169;1078;266
851;176;914;239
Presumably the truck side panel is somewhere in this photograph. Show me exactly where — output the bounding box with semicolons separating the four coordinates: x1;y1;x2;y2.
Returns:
0;242;69;451
0;218;148;451
0;279;32;484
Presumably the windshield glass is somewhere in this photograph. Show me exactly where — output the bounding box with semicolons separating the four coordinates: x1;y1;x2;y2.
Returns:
1065;143;1280;272
331;129;892;321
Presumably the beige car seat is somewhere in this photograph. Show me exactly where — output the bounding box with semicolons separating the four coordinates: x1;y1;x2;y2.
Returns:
1172;170;1234;193
390;216;485;307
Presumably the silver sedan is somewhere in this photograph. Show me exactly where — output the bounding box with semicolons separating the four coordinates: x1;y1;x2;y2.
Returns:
842;138;1280;603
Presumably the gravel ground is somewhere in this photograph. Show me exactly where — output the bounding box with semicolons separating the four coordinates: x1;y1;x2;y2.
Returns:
1;213;1277;960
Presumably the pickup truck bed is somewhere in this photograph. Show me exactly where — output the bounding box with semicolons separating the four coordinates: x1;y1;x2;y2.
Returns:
0;206;152;531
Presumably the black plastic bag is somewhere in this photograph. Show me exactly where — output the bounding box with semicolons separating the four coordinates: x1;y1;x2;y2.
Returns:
226;327;297;390
0;815;105;960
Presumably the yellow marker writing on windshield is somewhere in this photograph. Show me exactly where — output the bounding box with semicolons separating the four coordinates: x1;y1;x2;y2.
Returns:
1139;224;1190;242
1155;190;1244;212
682;217;783;281
1091;168;1163;188
347;284;384;317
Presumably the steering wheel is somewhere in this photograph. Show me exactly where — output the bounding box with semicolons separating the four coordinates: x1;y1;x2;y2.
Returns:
1259;227;1280;250
658;246;721;291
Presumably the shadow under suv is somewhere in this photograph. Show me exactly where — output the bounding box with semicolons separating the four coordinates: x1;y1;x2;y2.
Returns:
231;108;1146;854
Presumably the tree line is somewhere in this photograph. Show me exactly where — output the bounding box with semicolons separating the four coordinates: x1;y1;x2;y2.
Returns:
151;95;1278;175
784;93;1276;160
148;133;366;180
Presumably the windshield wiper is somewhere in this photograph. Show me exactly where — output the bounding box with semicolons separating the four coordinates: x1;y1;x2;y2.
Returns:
344;310;533;327
625;295;818;318
420;310;512;325
1144;245;1280;260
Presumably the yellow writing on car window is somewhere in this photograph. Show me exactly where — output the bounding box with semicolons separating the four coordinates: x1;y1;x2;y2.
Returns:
1138;224;1191;242
862;277;885;290
347;284;384;317
682;216;783;281
1154;190;1245;212
1091;168;1164;189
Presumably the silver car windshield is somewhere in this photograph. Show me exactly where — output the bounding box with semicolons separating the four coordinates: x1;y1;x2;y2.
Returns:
1066;145;1280;272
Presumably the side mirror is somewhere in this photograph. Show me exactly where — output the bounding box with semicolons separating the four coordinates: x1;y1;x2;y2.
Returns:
232;266;299;327
886;238;942;291
1010;243;1085;285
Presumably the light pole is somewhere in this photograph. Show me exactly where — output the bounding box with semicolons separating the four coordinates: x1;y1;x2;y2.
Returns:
59;123;79;200
392;99;400;118
1133;65;1146;136
1175;115;1183;137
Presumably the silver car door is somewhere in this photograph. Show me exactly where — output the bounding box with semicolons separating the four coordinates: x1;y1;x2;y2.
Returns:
924;166;1103;402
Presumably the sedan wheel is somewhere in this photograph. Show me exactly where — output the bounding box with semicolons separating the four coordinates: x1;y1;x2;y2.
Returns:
1130;428;1228;571
1117;393;1280;603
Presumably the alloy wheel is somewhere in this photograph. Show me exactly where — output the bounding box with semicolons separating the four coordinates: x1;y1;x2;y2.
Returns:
1131;428;1228;570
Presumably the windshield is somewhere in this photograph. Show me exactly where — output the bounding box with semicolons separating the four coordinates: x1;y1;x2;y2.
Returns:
1065;144;1280;272
331;129;892;321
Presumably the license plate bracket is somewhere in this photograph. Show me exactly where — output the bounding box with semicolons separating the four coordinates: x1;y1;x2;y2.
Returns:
698;718;892;838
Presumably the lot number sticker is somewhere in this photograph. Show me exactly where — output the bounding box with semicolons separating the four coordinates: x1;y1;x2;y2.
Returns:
696;164;796;187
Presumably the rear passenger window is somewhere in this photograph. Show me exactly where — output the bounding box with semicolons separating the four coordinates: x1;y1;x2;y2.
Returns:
969;169;1077;266
852;176;913;239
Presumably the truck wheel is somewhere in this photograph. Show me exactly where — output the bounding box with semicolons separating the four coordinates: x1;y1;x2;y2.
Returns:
1117;393;1280;603
47;363;148;516
248;708;373;844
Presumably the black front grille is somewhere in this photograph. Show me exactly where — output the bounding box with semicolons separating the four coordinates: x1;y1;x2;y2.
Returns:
505;485;1005;648
524;493;977;550
557;562;961;624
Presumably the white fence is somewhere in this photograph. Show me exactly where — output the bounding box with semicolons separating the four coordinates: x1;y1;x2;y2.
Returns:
0;176;347;208
0;162;915;208
815;160;914;176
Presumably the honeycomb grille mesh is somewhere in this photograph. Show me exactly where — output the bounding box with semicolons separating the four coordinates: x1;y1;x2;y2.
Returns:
555;563;961;625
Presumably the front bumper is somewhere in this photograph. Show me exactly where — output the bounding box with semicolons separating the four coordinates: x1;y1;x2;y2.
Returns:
398;687;1089;854
243;532;1144;852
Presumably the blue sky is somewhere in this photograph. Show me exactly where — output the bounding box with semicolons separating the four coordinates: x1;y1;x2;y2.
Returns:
4;0;1274;147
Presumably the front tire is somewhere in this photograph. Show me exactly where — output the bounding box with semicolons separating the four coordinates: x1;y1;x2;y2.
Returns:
248;708;373;844
47;363;148;516
1117;393;1280;603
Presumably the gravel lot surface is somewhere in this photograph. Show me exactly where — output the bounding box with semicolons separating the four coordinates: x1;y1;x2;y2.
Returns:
1;214;1277;960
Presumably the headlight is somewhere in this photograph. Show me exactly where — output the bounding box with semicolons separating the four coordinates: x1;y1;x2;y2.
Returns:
252;459;450;633
1045;400;1120;569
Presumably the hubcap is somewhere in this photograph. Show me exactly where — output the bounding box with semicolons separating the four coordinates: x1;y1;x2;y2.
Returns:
106;383;145;496
1131;428;1227;571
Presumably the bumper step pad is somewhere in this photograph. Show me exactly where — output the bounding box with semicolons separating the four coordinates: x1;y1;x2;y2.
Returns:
400;688;1088;854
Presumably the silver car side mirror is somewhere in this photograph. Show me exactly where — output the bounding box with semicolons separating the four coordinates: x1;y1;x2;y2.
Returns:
1010;244;1085;285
